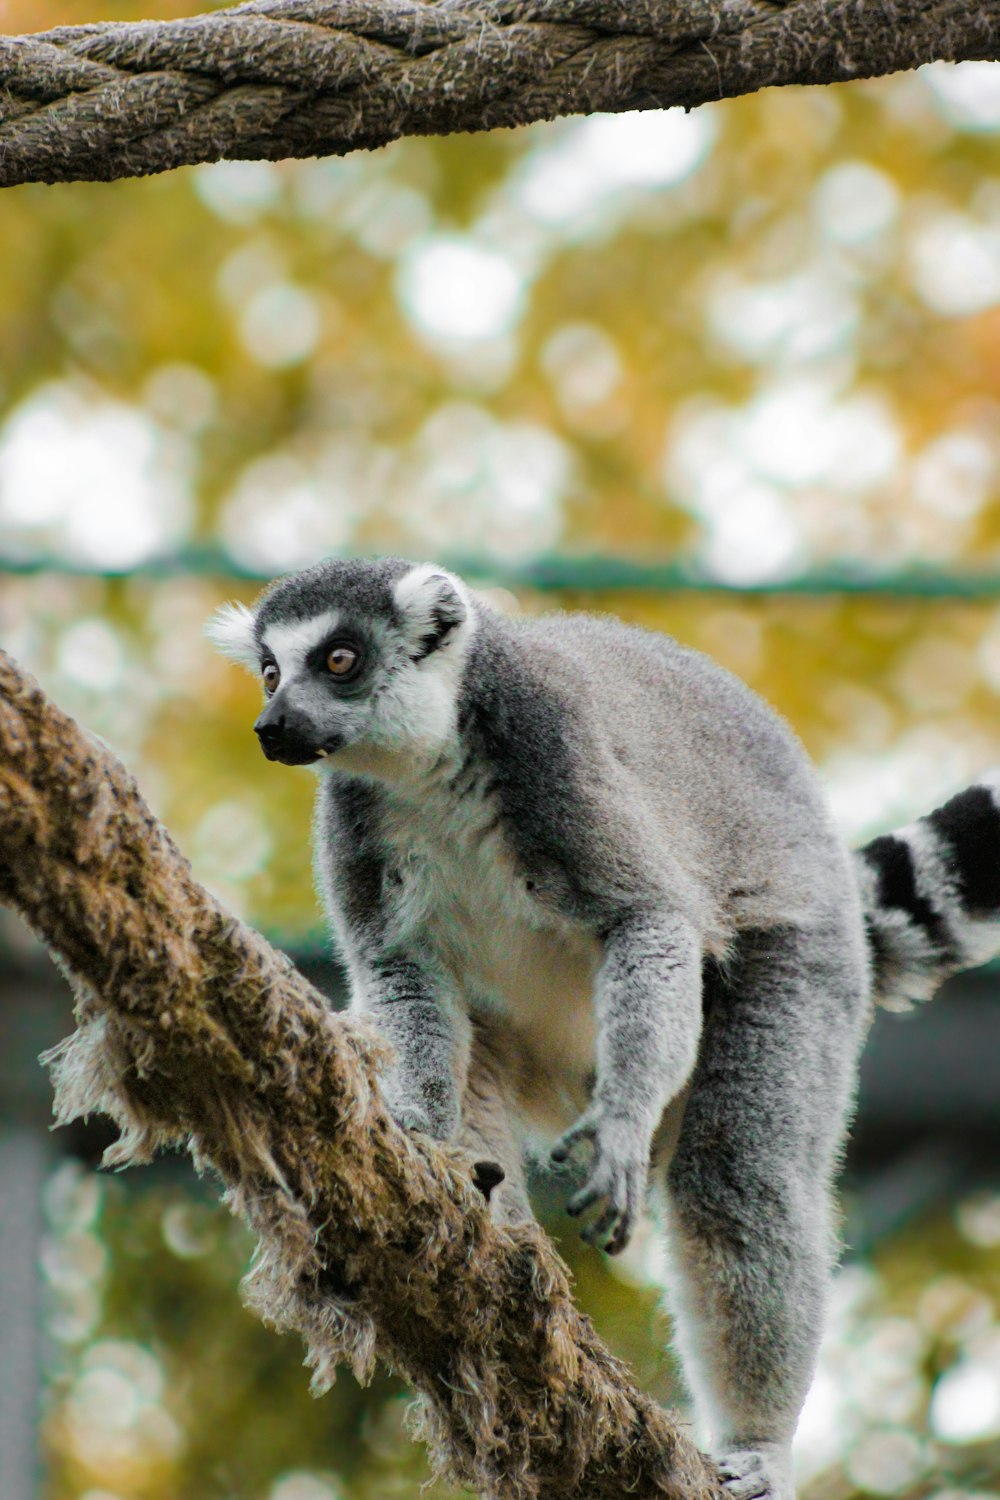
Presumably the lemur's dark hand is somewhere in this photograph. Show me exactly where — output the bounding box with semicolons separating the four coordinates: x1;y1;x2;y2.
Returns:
551;1108;649;1256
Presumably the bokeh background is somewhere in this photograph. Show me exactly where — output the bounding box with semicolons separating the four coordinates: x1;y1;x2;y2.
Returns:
2;3;1000;1498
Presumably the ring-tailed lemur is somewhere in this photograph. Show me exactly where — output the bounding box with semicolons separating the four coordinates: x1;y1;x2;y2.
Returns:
208;558;1000;1500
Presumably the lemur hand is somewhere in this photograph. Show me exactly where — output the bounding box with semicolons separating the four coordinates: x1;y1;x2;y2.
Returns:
551;1107;649;1256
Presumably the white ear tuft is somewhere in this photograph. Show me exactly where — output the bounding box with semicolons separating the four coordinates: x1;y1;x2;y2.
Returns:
393;564;472;662
204;601;259;670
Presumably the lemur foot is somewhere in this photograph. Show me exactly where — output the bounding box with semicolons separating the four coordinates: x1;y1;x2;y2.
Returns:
716;1448;793;1500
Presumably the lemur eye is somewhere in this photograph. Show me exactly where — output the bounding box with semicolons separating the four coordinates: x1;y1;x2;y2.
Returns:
326;645;360;679
262;663;280;694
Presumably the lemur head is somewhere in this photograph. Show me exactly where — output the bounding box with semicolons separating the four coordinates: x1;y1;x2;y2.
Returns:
206;558;476;774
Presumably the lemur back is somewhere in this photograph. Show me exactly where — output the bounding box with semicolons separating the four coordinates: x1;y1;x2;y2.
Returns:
208;557;1000;1500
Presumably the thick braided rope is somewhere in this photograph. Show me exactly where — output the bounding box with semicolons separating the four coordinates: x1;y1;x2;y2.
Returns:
0;648;724;1500
1;0;998;188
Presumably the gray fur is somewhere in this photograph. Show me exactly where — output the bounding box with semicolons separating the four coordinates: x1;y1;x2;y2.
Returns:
207;559;1000;1500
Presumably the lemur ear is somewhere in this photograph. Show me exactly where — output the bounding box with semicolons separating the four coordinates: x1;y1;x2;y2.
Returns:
393;564;469;663
204;601;259;671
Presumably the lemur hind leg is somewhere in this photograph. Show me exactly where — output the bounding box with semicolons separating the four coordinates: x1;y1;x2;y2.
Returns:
655;922;869;1500
458;1019;533;1227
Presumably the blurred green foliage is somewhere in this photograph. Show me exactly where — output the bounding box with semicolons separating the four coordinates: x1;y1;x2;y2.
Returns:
3;3;1000;1497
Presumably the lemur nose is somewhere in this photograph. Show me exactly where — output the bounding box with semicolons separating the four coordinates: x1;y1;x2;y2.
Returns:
254;714;284;749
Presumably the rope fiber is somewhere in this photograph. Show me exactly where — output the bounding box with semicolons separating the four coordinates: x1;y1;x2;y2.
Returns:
1;0;997;187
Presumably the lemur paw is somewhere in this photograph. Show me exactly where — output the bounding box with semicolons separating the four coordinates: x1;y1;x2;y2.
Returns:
388;1103;434;1136
716;1448;790;1500
551;1110;648;1255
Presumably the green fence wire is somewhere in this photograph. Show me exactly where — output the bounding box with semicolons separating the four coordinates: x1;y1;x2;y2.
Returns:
6;549;1000;597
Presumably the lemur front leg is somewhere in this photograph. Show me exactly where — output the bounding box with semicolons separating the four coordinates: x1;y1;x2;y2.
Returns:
351;951;471;1141
352;955;528;1220
552;909;702;1255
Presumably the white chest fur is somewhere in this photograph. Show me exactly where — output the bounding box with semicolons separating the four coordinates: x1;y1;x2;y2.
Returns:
379;769;601;1091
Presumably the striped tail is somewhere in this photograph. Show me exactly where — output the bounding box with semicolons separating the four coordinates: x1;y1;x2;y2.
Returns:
854;775;1000;1009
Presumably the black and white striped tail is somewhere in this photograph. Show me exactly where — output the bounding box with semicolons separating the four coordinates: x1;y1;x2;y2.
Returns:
855;775;1000;1009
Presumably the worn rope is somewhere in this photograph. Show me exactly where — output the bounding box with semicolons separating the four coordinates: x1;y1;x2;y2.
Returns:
0;647;722;1500
1;0;998;188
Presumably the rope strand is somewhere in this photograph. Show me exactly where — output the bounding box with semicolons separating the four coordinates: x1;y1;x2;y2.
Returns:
1;0;996;187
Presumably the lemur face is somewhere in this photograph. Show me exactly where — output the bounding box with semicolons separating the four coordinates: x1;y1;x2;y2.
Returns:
206;559;476;773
